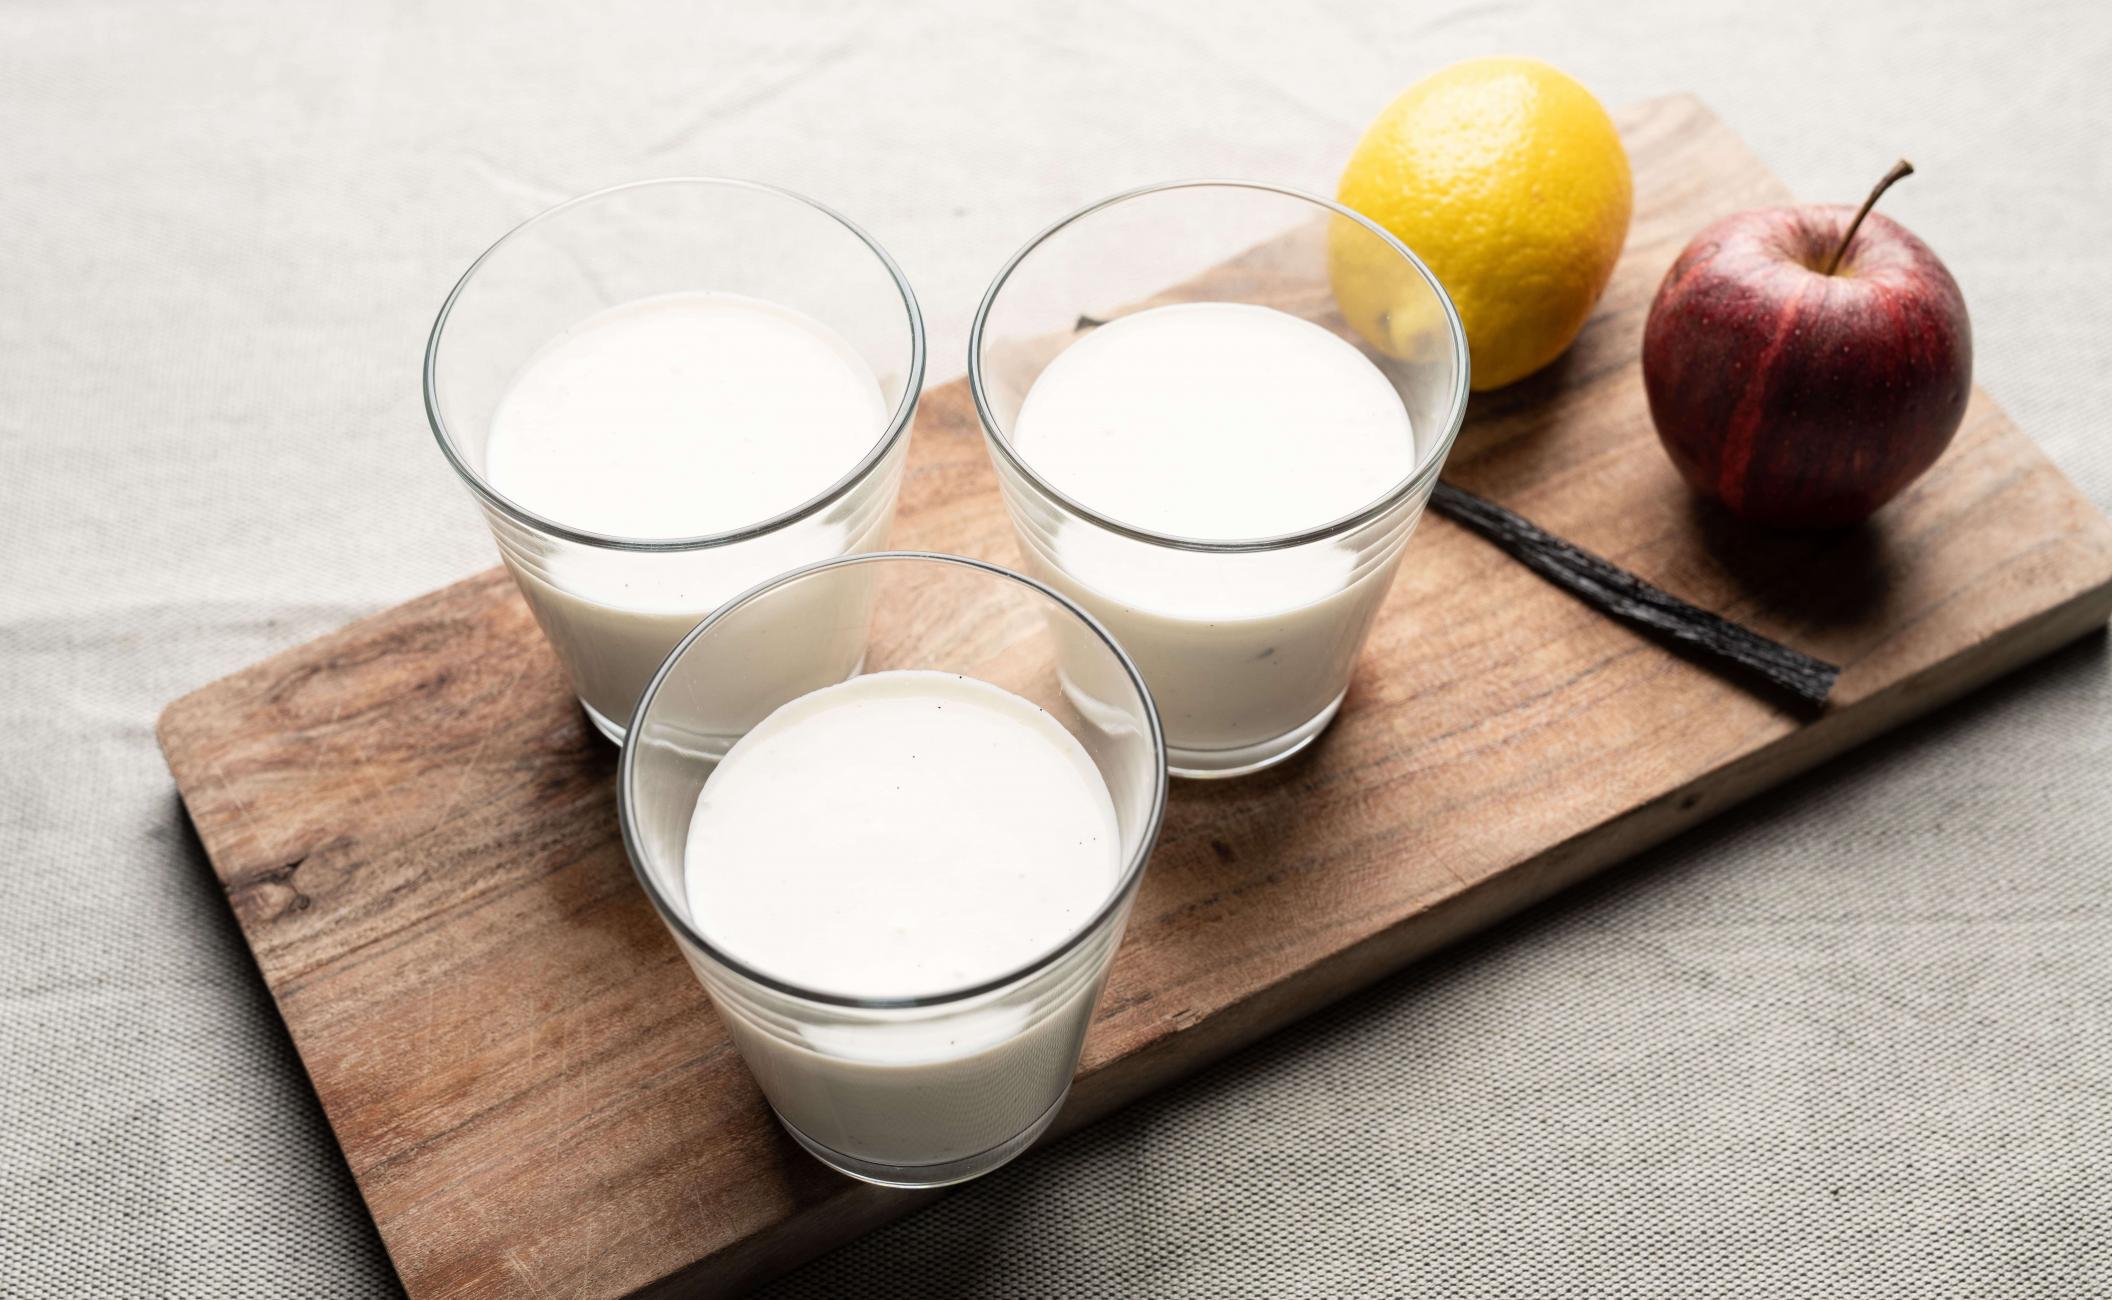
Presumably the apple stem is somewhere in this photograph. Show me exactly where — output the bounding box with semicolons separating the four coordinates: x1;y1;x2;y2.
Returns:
1823;159;1915;275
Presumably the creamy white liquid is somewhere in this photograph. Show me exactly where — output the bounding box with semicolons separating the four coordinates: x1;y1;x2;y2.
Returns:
686;670;1120;996
484;292;898;734
1015;302;1416;539
683;670;1125;1167
488;291;886;539
1009;303;1420;767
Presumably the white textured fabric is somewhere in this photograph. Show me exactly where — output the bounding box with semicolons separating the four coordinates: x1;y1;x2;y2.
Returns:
3;1;2108;1295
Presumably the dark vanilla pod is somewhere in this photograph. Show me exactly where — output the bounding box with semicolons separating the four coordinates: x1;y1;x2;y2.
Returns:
1429;482;1839;709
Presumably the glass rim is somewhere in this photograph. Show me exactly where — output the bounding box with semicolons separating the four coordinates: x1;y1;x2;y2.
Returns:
968;178;1471;554
617;549;1170;1011
424;176;927;554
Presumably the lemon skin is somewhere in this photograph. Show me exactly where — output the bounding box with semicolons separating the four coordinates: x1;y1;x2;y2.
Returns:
1333;57;1632;391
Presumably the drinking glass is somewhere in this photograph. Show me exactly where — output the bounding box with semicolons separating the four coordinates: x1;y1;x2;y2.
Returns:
426;178;924;742
620;552;1167;1187
970;181;1468;777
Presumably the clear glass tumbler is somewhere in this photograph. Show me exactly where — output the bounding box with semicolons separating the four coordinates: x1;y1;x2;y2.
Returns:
970;181;1469;778
619;552;1167;1187
426;178;925;742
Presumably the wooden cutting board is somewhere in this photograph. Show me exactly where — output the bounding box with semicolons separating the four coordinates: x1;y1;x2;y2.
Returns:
158;94;2112;1298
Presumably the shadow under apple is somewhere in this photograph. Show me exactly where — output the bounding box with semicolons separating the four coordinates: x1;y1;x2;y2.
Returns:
1681;491;1902;636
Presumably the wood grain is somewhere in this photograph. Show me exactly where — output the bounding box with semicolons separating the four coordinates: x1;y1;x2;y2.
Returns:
158;95;2112;1298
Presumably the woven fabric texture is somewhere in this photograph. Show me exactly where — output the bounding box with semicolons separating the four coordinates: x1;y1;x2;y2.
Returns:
2;1;2107;1295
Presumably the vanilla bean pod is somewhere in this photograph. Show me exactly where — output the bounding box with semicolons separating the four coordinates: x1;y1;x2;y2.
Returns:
1429;482;1839;709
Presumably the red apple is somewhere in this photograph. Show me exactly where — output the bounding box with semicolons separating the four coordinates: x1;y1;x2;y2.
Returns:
1642;161;1971;528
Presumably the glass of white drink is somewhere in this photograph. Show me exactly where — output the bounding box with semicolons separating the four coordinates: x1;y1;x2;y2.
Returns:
971;181;1469;777
620;552;1166;1188
427;178;924;742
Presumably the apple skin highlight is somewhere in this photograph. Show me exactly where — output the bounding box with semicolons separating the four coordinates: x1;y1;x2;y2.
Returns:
1642;205;1972;529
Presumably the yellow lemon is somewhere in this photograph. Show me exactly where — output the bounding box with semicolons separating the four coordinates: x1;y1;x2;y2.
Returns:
1333;57;1632;390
